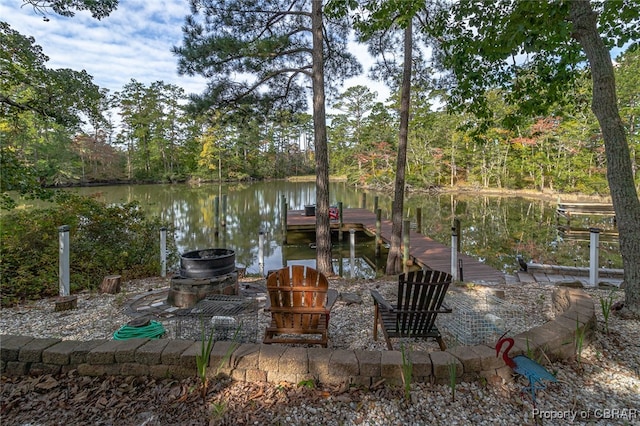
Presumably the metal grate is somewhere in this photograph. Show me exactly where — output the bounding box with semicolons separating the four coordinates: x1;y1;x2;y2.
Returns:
172;295;265;342
437;291;526;346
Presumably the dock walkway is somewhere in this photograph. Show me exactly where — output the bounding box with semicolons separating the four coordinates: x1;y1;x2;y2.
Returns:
286;208;506;284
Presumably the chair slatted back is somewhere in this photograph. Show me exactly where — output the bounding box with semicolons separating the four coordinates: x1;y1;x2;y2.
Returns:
395;269;452;337
267;265;328;331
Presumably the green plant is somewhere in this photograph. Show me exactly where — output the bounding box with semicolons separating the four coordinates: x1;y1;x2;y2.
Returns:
297;379;316;389
196;317;216;403
400;343;413;402
215;325;242;375
0;193;177;307
447;359;458;402
599;289;616;334
210;401;226;420
575;316;586;369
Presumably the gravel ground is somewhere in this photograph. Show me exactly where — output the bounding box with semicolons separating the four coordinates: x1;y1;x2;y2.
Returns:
1;276;639;425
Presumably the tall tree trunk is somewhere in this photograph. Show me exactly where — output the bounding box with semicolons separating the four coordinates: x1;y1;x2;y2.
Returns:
386;22;413;275
570;0;640;316
311;0;332;275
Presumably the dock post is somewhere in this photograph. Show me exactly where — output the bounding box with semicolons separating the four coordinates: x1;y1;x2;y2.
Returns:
58;225;70;297
374;196;379;213
259;230;265;276
416;208;422;234
221;194;227;227
160;227;167;278
338;202;344;242
402;220;410;270
375;209;382;257
451;227;459;281
589;228;600;286
214;195;220;239
281;195;287;244
454;218;461;253
361;193;366;209
350;229;356;278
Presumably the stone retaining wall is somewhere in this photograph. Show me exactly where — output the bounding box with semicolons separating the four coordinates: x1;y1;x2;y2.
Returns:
1;288;594;387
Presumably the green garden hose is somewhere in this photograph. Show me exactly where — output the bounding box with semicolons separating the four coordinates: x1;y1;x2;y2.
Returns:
113;320;165;340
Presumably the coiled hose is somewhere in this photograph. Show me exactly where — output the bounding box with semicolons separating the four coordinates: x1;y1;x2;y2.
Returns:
113;320;165;340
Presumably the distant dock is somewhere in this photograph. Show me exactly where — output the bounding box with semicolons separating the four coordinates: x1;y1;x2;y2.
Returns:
286;208;506;284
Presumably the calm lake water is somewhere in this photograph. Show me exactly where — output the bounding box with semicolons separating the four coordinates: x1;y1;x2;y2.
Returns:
64;182;621;277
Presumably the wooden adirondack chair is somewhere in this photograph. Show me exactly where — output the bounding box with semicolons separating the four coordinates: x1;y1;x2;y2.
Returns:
370;269;453;350
264;265;337;347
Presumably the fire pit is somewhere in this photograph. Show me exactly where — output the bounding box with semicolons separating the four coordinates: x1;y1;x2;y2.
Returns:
167;248;238;308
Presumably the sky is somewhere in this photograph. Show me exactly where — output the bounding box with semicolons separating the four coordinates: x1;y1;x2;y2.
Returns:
1;0;388;104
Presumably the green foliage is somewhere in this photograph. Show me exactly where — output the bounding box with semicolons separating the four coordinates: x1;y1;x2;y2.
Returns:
599;288;617;334
400;343;413;402
0;193;175;306
197;316;216;403
21;0;118;19
447;359;457;402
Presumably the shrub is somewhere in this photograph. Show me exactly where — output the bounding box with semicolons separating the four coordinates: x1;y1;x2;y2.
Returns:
0;193;176;307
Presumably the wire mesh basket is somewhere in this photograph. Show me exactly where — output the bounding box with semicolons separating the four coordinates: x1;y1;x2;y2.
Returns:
437;290;527;346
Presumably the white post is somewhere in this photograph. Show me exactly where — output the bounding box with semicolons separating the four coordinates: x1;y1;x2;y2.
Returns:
58;225;70;296
349;229;356;278
259;230;265;276
589;228;600;287
160;227;167;278
451;227;458;281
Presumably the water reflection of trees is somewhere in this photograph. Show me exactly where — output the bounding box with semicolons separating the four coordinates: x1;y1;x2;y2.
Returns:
73;183;622;273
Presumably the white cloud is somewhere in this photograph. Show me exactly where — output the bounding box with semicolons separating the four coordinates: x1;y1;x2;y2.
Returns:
1;0;208;96
1;0;388;105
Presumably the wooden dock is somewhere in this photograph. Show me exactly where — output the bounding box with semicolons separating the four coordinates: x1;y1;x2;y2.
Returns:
286;208;505;283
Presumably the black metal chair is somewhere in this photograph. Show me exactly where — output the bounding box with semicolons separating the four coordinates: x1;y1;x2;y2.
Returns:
370;269;453;350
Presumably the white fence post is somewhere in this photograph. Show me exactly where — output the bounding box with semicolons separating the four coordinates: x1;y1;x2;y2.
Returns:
160;227;167;278
58;225;70;296
589;228;600;287
451;227;459;281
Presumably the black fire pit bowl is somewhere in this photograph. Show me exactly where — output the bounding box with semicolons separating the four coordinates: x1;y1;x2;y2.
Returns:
180;248;236;278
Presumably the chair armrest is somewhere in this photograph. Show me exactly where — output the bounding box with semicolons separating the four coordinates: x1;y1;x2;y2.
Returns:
326;289;338;311
370;289;395;311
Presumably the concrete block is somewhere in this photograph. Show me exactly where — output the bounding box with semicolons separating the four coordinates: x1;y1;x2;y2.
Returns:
135;339;169;365
408;350;432;378
258;344;286;372
87;340;121;364
26;362;61;376
280;347;308;374
179;341;202;368
351;376;372;387
19;338;61;363
380;350;403;383
120;362;149;376
42;340;82;365
267;370;298;384
448;345;482;374
160;339;194;365
354;350;381;378
149;364;170;379
164;365;193;379
4;361;29;376
245;369;267;382
430;351;462;384
114;338;149;363
69;340;106;364
308;347;332;380
230;368;246;381
77;363;122;376
329;349;358;377
1;336;34;361
474;344;504;370
231;343;260;369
